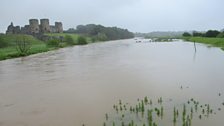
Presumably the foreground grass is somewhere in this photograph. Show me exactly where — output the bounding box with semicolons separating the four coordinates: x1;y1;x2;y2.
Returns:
184;37;224;50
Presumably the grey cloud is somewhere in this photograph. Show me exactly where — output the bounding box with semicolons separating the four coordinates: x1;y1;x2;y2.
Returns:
0;0;224;33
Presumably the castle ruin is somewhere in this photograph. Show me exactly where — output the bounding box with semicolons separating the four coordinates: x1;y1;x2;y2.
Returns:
6;19;63;35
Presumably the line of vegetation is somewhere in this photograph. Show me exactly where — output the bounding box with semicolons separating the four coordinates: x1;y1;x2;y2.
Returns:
64;24;134;41
182;30;224;50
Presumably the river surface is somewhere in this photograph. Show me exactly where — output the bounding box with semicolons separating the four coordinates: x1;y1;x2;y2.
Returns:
0;39;224;126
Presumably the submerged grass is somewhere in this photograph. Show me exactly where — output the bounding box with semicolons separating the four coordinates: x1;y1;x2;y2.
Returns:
101;96;223;126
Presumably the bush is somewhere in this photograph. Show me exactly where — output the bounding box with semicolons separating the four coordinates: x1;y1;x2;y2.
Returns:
182;32;191;37
64;35;74;45
47;39;60;47
0;35;8;48
77;36;87;45
217;32;224;38
91;37;96;42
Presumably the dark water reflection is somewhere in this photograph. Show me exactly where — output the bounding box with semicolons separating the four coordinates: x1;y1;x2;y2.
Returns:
0;39;224;126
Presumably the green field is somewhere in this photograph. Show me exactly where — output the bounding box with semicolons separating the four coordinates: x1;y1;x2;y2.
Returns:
0;33;92;61
184;37;224;50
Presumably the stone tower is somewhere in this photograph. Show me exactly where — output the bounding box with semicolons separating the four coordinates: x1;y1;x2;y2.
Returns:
40;19;50;33
29;19;39;34
55;22;63;33
6;22;14;34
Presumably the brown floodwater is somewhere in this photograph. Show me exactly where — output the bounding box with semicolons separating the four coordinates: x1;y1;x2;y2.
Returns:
0;39;224;126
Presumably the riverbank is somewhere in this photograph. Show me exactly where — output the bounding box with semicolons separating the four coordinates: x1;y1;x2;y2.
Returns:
0;33;91;61
183;37;224;50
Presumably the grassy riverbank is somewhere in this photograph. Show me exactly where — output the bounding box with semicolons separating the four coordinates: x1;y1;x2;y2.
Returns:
184;37;224;50
0;33;90;61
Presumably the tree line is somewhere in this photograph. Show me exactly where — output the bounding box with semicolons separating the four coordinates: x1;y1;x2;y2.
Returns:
183;30;224;38
65;24;134;41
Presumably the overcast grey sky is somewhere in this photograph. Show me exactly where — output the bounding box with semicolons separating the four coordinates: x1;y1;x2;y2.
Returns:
0;0;224;33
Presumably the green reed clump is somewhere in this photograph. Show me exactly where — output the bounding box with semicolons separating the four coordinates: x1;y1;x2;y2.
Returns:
161;106;164;118
130;106;133;112
119;100;122;105
105;113;108;120
131;120;134;126
121;121;124;126
141;100;145;112
120;106;123;111
155;107;160;116
199;114;202;119
173;107;177;124
158;97;163;104
144;96;148;104
150;100;153;105
153;122;157;126
182;104;186;123
147;109;153;126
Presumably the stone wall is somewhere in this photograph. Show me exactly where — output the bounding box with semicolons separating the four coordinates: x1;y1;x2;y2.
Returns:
6;19;63;35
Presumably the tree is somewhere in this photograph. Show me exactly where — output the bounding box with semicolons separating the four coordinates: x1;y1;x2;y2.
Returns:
16;35;32;55
0;35;8;48
205;30;220;37
192;31;203;37
96;33;108;41
182;32;191;37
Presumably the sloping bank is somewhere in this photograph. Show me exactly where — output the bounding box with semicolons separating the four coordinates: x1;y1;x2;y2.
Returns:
183;37;224;50
0;33;134;61
0;33;97;61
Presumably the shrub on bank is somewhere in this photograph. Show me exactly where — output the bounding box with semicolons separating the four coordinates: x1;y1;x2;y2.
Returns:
47;39;60;47
64;35;74;45
217;32;224;38
77;36;87;45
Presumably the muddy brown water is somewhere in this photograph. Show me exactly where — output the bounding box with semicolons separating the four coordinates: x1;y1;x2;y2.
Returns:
0;39;224;126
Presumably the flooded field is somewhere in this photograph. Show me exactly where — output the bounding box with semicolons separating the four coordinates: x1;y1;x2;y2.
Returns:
0;39;224;126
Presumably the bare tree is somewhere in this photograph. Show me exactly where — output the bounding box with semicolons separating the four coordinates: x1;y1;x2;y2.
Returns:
16;35;31;55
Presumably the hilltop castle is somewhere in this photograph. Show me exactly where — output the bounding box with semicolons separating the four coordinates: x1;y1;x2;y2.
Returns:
6;19;63;35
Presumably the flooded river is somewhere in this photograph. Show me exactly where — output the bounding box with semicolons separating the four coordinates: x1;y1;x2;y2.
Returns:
0;39;224;126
